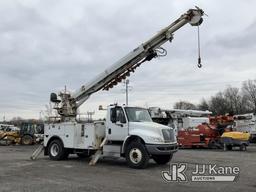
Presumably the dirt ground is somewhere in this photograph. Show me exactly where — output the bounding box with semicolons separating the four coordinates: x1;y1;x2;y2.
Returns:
0;144;255;192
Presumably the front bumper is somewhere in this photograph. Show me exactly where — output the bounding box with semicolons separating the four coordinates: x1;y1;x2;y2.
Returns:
145;143;178;155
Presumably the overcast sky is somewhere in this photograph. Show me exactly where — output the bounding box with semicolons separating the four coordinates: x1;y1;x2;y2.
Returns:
0;0;256;120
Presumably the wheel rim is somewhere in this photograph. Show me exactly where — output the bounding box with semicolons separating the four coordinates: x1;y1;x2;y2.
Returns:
50;143;60;157
129;148;142;164
23;137;31;145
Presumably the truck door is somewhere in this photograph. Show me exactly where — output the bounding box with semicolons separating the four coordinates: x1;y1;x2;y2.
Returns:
107;107;128;141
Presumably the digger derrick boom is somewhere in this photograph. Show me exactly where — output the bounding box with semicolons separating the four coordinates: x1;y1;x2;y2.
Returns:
50;8;204;119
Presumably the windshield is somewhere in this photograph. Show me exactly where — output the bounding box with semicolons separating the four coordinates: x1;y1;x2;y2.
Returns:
125;107;152;122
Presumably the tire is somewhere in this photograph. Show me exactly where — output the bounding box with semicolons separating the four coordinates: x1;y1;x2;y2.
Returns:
152;154;173;165
21;135;33;145
226;145;232;151
250;136;256;143
239;144;247;151
208;140;219;149
125;141;149;169
48;139;68;160
1;139;12;146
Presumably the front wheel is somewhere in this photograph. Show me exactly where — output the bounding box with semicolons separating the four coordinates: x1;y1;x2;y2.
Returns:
48;139;68;160
125;141;149;169
152;154;173;165
21;135;33;145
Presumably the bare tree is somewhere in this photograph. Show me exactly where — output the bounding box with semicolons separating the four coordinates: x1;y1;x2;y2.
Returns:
209;92;228;115
208;86;252;115
242;80;256;113
10;117;23;127
174;80;256;115
223;86;242;114
173;101;197;110
240;94;253;113
197;99;209;111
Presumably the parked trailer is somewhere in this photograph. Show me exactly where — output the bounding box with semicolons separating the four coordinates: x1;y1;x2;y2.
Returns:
221;132;250;151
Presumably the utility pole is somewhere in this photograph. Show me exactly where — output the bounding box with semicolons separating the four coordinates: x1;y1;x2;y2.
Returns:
39;111;42;120
123;79;132;106
125;80;129;106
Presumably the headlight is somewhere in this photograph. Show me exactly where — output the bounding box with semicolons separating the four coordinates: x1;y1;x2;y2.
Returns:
147;136;164;143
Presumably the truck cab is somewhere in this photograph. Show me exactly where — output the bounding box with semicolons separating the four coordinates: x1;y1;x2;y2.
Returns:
104;105;178;168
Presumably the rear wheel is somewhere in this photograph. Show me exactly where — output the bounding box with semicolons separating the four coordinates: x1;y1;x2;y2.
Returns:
21;135;33;145
48;139;68;160
208;140;218;149
125;141;149;169
250;136;256;143
226;145;233;151
152;154;173;165
239;144;247;151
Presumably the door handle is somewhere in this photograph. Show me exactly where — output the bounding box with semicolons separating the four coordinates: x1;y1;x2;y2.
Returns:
108;128;111;134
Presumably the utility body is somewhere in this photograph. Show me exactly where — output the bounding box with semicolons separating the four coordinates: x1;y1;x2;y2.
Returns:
233;113;256;143
44;105;177;168
43;8;205;168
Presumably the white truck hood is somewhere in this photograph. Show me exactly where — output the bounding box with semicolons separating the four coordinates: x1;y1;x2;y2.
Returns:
128;121;172;140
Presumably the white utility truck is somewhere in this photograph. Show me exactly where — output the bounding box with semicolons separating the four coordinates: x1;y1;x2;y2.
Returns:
149;107;212;134
234;113;256;143
43;8;205;168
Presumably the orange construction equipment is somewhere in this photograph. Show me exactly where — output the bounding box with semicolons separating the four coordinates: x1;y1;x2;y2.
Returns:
178;115;250;150
178;115;234;149
178;123;223;148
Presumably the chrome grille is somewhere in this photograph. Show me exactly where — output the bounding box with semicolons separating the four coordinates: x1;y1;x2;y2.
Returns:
162;129;176;143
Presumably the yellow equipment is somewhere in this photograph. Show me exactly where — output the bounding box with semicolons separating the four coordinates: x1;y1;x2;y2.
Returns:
0;122;44;145
0;131;20;145
221;131;250;151
221;132;250;141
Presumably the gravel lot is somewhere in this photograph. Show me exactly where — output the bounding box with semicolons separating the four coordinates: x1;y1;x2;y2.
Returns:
0;144;255;192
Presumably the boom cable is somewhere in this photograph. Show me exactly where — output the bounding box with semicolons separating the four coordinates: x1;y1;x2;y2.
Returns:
197;25;202;68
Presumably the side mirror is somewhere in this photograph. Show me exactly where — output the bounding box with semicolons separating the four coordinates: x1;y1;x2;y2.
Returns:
50;93;61;103
111;108;117;123
99;105;107;111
